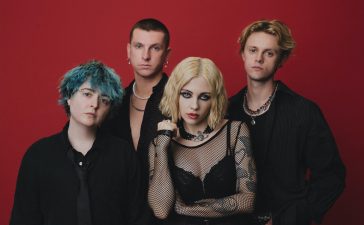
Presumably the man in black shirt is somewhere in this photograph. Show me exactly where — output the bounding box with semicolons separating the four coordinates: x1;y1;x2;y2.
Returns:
10;60;144;225
227;20;345;225
102;18;171;224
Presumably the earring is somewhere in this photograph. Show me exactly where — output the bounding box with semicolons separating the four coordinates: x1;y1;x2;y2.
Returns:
127;58;131;65
164;60;168;68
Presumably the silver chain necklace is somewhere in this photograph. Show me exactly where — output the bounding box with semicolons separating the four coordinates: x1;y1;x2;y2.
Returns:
132;82;150;100
243;83;278;125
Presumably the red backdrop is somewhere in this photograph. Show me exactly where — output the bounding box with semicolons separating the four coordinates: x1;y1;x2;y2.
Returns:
1;0;363;224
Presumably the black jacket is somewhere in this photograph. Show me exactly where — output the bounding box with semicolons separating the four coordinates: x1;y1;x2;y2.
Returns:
227;81;345;225
10;124;144;225
102;74;168;224
103;74;167;181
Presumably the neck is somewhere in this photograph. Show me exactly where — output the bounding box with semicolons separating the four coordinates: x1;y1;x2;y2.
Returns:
183;121;209;134
68;120;96;155
134;71;163;96
246;79;276;110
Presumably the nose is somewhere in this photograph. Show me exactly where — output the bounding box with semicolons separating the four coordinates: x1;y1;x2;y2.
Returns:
142;49;151;61
190;98;199;110
90;95;99;109
255;52;264;64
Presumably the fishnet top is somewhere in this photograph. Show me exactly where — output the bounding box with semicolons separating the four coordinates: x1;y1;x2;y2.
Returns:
148;120;256;219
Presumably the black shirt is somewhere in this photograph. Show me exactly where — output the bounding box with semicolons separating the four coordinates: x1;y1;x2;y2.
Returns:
10;123;145;225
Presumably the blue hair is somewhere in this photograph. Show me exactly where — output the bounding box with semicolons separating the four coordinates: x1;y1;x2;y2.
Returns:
59;60;124;116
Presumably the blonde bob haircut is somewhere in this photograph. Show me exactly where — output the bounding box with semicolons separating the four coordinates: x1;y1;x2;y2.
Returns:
160;57;227;129
238;19;296;63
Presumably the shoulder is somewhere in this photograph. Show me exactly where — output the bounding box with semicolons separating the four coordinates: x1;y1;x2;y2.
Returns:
21;132;63;164
229;120;249;134
98;132;136;157
228;88;246;106
276;82;321;111
227;88;246;120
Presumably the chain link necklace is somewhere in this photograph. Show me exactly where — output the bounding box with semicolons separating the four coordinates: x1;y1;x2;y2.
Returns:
132;82;151;100
243;83;278;126
179;124;214;142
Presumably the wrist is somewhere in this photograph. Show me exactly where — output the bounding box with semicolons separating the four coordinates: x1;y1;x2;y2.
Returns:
157;129;173;137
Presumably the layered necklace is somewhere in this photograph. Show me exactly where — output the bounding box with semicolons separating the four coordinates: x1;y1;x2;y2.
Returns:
243;83;278;126
179;123;214;142
131;82;151;112
132;82;150;100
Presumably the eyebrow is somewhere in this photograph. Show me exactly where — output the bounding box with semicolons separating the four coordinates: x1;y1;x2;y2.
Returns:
247;45;279;52
132;41;163;48
181;89;211;94
79;87;95;92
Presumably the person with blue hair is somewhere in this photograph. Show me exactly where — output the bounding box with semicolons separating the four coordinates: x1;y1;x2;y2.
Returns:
10;60;145;225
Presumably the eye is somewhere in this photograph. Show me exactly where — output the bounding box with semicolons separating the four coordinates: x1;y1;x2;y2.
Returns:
248;47;257;53
100;96;111;106
265;51;275;57
152;46;161;51
80;89;93;97
134;43;142;49
199;93;211;101
180;91;192;98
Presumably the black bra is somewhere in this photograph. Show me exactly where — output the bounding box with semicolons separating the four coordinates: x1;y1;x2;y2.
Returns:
172;121;240;205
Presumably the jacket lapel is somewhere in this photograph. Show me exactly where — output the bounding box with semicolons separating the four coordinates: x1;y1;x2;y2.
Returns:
260;94;277;165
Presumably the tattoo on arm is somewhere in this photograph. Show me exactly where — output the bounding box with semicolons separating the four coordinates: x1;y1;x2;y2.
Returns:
210;196;238;213
236;135;256;192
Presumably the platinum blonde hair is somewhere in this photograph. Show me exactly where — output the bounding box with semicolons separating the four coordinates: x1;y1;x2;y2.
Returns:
160;57;227;129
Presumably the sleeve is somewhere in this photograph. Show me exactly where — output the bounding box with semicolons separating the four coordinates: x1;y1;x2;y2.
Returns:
10;145;43;225
174;122;257;217
147;134;175;219
304;103;346;223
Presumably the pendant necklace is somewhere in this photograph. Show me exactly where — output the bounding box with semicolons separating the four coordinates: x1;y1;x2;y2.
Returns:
179;124;214;142
243;83;278;126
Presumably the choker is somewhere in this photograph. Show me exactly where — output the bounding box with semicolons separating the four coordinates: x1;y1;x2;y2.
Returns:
132;82;150;100
243;83;278;125
179;124;213;142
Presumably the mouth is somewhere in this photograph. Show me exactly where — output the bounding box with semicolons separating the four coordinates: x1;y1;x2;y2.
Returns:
252;66;263;70
139;64;151;68
85;113;96;117
187;113;199;120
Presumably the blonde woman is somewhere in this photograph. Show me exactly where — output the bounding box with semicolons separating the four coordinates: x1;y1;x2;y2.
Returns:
148;57;256;225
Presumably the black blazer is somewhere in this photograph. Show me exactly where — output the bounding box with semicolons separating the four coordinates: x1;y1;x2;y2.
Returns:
227;81;345;225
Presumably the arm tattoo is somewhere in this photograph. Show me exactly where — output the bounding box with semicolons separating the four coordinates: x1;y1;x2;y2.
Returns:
210;196;238;213
238;136;252;156
236;134;256;192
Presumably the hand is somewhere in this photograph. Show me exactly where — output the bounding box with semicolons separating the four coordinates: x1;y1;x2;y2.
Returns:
265;219;272;225
158;120;178;136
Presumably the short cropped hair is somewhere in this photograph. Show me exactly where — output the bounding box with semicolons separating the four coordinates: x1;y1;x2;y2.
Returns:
59;60;124;116
129;18;170;49
160;57;227;129
238;20;296;62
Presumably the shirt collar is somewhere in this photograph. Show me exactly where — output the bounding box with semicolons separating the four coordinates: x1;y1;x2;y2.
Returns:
61;121;105;153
